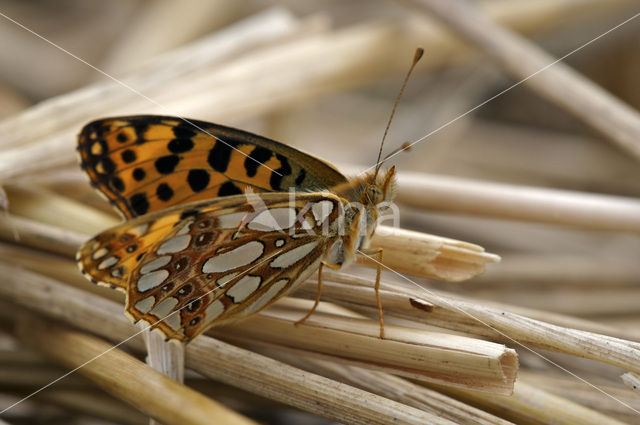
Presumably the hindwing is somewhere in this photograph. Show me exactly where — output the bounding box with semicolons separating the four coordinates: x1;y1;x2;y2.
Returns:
77;192;344;341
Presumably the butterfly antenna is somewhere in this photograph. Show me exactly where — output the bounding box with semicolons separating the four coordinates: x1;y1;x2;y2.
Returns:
374;47;424;178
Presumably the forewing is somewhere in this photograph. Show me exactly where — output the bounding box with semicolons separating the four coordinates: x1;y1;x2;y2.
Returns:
77;115;348;218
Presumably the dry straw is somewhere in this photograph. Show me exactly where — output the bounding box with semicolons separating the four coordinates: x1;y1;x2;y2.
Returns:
1;0;639;424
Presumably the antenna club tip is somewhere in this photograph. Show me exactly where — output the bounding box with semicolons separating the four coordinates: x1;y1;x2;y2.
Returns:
414;47;424;63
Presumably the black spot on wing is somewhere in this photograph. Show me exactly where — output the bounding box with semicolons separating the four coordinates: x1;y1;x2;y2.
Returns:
117;133;128;143
133;168;146;181
156;183;174;201
168;138;194;154
270;154;291;190
130;193;149;215
180;209;200;220
133;123;149;144
187;169;210;192
172;123;196;139
121;149;136;163
218;181;242;196
100;157;116;174
111;177;125;192
244;146;272;178
155;155;180;174
207;140;236;172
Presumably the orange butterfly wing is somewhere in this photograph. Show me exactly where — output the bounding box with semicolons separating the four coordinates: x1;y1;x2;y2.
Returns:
77;192;344;342
77;115;347;219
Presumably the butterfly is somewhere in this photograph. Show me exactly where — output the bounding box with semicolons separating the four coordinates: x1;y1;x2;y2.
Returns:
75;115;396;342
76;49;423;343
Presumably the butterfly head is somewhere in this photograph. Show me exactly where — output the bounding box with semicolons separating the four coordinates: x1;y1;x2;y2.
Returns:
363;166;397;206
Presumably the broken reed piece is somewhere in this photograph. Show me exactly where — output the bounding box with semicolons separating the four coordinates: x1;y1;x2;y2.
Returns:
14;315;258;425
621;372;640;394
301;272;640;376
212;297;518;394
0;266;454;425
366;225;500;281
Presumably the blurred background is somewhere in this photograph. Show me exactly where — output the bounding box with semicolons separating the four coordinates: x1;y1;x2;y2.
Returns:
0;0;639;424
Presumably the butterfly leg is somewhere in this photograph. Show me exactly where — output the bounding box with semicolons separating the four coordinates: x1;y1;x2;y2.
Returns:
294;261;340;327
360;247;385;339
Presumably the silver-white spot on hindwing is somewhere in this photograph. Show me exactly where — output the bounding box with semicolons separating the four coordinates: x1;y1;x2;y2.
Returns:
92;247;108;260
203;300;225;325
239;278;289;317
270;241;318;269
275;239;285;248
217;272;238;287
157;235;191;254
218;211;250;229
164;313;182;331
226;275;261;303
176;220;193;235
202;241;264;273
137;269;169;292
139;255;171;274
97;256;118;270
150;297;178;318
134;296;155;313
248;208;296;231
312;200;334;224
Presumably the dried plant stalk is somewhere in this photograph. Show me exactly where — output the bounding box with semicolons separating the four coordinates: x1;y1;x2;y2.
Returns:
0;213;86;258
0;1;627;181
367;226;500;281
518;371;640;422
187;332;453;425
0;264;474;424
255;348;514;425
139;324;185;384
299;272;640;374
15;316;258;425
395;172;640;233
0;8;303;148
427;379;629;425
213;298;517;393
4;185;118;234
408;0;640;160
